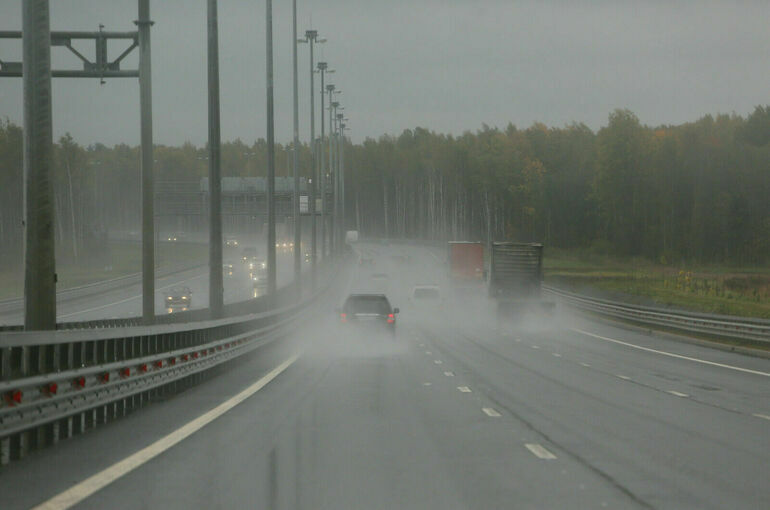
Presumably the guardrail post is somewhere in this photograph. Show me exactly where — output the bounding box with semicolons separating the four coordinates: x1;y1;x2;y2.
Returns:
1;437;9;466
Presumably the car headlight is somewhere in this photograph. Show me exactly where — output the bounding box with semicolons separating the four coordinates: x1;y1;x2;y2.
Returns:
166;296;172;301
182;296;188;300
261;262;267;268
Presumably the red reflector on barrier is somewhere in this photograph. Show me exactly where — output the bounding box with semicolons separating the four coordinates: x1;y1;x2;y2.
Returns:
140;364;148;373
192;352;199;359
74;377;86;388
169;358;176;366
6;390;22;405
182;354;189;361
101;373;110;383
47;383;58;395
121;368;130;378
155;360;164;369
340;313;347;323
225;343;230;348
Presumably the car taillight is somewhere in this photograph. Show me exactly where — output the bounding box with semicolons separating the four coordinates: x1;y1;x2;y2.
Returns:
387;313;395;324
340;312;347;323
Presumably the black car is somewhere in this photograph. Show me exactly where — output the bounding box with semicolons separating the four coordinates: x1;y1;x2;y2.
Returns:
165;285;192;312
338;294;399;337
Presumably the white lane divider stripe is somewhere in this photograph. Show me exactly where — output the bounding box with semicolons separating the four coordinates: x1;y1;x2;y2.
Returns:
444;371;455;377
667;390;689;398
31;353;301;510
580;362;591;368
434;360;443;365
425;351;432;355
552;353;561;357
457;386;472;393
482;407;501;417
573;328;770;377
753;413;770;421
531;345;540;349
525;443;557;459
615;375;631;380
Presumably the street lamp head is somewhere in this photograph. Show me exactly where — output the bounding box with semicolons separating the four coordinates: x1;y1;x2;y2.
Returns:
317;61;327;71
326;84;335;92
331;101;340;108
305;29;318;39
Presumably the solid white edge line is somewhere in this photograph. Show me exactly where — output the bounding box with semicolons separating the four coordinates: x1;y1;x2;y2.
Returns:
572;328;770;377
482;407;501;417
752;413;770;421
667;390;689;398
615;375;631;380
31;353;301;510
525;443;557;459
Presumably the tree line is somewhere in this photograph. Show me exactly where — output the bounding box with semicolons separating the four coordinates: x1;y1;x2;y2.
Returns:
1;106;768;268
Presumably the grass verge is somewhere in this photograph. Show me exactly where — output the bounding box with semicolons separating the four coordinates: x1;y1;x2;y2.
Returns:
545;249;770;319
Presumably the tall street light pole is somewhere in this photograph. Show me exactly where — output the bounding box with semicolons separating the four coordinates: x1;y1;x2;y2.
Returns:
207;0;223;318
22;0;56;330
291;0;301;298
265;0;277;295
317;63;333;258
339;118;347;246
326;87;336;255
137;0;155;324
299;30;324;289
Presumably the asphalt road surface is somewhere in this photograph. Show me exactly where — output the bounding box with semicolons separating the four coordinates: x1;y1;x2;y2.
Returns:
2;242;768;509
0;242;305;325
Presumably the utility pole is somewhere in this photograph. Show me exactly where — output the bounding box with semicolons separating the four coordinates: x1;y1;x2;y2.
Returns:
291;0;301;297
137;0;155;323
22;0;56;330
265;0;277;294
207;0;223;318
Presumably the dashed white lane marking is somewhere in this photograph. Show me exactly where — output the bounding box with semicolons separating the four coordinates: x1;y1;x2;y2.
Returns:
525;443;557;459
615;375;631;380
580;362;591;368
31;353;300;510
752;413;770;421
667;390;689;398
531;345;540;349
552;353;561;357
482;407;501;417
444;371;455;377
423;382;432;386
425;351;432;355
514;338;522;342
457;386;472;393
573;328;770;377
434;360;443;365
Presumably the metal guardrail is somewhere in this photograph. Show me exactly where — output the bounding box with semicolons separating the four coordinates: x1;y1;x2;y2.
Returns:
0;260;342;465
543;285;770;345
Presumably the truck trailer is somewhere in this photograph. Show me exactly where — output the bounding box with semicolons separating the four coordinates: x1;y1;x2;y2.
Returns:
448;241;485;283
488;242;554;322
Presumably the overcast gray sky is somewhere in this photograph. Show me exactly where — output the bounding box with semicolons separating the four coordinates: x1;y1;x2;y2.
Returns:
1;1;768;146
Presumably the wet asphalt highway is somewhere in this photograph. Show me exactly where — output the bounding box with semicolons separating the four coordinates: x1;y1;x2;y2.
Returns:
0;242;302;325
2;242;768;509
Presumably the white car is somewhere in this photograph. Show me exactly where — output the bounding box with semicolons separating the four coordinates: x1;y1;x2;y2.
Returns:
410;285;442;307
